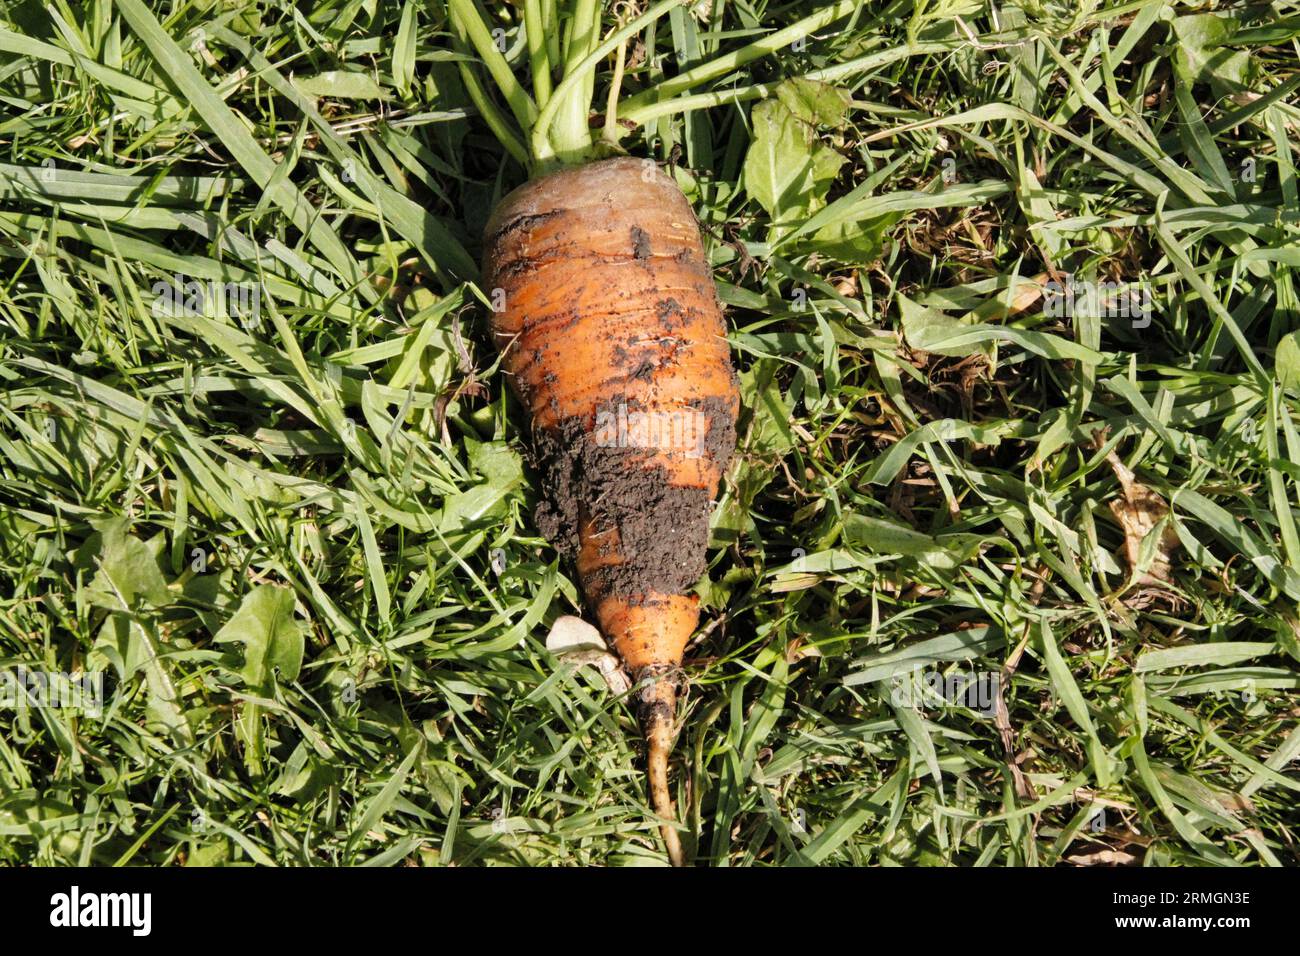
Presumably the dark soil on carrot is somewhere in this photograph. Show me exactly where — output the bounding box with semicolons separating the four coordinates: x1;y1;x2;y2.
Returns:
529;394;735;599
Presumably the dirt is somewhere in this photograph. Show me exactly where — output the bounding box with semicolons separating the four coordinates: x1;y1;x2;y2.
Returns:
635;661;685;721
488;209;563;247
528;399;735;599
689;393;739;467
630;358;657;382
654;297;687;330
630;225;653;260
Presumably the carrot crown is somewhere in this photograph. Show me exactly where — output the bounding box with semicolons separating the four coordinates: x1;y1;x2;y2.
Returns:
446;0;870;175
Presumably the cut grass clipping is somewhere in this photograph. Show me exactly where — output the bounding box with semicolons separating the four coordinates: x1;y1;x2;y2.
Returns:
1;0;1300;866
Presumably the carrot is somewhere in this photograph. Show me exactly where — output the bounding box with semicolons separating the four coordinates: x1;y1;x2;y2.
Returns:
449;0;865;864
483;158;738;865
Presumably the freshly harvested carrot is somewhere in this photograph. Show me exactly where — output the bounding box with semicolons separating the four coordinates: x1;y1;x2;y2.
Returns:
449;0;863;863
483;158;738;865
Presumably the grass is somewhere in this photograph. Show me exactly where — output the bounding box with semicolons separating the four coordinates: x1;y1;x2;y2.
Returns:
1;0;1299;866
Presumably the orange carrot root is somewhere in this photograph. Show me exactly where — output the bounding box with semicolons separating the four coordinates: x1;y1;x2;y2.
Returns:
482;157;738;865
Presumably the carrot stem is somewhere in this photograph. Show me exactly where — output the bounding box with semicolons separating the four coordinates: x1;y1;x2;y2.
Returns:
532;0;686;162
447;0;537;131
548;0;600;161
523;0;553;110
600;32;627;145
618;0;862;116
616;41;955;135
461;0;899;169
450;42;531;168
541;0;561;68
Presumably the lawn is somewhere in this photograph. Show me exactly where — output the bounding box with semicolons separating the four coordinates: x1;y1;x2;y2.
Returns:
1;0;1299;866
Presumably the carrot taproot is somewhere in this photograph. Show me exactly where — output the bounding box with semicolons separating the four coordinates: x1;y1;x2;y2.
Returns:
482;157;739;865
449;0;864;864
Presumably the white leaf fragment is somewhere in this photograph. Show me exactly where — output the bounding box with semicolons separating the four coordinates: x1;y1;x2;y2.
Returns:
545;615;630;694
545;615;605;653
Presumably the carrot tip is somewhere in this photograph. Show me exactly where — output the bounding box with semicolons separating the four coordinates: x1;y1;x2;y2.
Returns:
637;665;686;867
